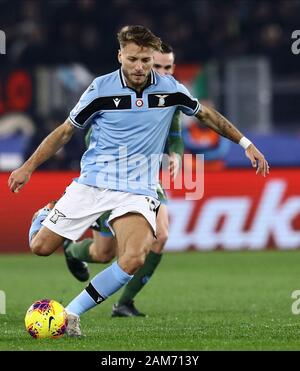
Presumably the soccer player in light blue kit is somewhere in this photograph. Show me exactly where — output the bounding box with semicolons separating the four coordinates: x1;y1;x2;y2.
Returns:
9;25;269;337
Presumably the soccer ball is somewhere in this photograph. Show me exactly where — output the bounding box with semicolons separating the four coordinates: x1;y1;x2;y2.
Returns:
24;299;68;339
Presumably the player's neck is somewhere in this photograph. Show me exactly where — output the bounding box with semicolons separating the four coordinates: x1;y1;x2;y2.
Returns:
125;75;150;94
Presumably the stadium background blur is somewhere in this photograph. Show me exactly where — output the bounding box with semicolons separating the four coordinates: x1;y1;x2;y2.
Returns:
0;0;300;253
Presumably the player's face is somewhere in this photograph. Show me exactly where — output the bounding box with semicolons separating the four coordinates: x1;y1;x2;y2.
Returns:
153;51;175;76
118;42;154;89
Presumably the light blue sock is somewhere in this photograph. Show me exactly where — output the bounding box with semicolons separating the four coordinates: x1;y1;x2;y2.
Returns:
28;208;50;243
66;261;133;316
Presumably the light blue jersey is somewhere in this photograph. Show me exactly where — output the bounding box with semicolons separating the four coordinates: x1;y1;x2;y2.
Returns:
69;69;201;198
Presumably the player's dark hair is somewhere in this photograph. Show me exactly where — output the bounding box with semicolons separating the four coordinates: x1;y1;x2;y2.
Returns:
117;25;162;51
161;42;173;54
160;42;175;60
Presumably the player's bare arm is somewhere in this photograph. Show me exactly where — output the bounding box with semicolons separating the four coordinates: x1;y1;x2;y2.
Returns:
195;105;270;177
8;119;75;193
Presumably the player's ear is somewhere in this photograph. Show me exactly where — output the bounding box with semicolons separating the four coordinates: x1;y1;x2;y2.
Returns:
118;50;122;64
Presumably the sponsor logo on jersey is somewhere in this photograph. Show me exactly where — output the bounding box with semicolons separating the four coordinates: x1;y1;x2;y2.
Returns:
113;98;121;107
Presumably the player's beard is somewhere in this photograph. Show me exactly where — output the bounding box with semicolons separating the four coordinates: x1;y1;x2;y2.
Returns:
123;69;149;90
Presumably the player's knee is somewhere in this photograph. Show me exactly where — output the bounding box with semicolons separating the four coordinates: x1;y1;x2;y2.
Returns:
129;256;145;273
121;252;146;274
92;250;115;263
30;237;53;256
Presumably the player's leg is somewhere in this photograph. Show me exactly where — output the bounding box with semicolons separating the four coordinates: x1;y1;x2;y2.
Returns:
29;201;65;256
63;212;116;281
65;193;158;336
89;231;116;263
64;211;115;263
63;238;91;282
112;204;168;317
114;213;154;274
30;226;65;256
66;214;153;336
30;182;107;258
29;199;91;280
65;232;115;263
64;231;116;281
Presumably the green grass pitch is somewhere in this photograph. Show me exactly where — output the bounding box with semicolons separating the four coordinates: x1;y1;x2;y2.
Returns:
0;251;300;351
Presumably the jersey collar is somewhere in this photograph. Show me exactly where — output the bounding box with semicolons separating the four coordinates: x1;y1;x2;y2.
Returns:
119;69;157;88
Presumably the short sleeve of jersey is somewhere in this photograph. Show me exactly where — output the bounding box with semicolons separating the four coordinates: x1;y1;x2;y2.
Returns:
69;79;99;129
175;80;202;116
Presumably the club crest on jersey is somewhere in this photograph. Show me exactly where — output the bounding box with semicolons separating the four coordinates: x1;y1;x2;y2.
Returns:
50;209;66;224
155;94;169;107
135;99;143;107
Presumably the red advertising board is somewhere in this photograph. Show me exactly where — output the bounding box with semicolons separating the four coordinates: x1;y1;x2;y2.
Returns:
0;171;78;253
166;168;300;251
1;169;300;252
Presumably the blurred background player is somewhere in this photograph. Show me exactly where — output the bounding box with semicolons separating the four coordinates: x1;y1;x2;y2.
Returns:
61;42;183;317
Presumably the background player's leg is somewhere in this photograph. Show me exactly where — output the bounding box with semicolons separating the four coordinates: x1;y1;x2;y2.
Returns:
90;232;116;263
63;238;93;282
64;238;94;263
64;231;116;281
113;205;168;316
151;204;169;254
65;209;115;264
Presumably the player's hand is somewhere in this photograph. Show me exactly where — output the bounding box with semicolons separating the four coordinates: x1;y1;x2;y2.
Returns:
8;166;32;193
245;144;269;177
168;152;181;179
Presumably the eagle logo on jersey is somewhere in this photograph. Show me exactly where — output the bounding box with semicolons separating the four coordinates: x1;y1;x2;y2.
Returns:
50;209;66;224
155;94;169;107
